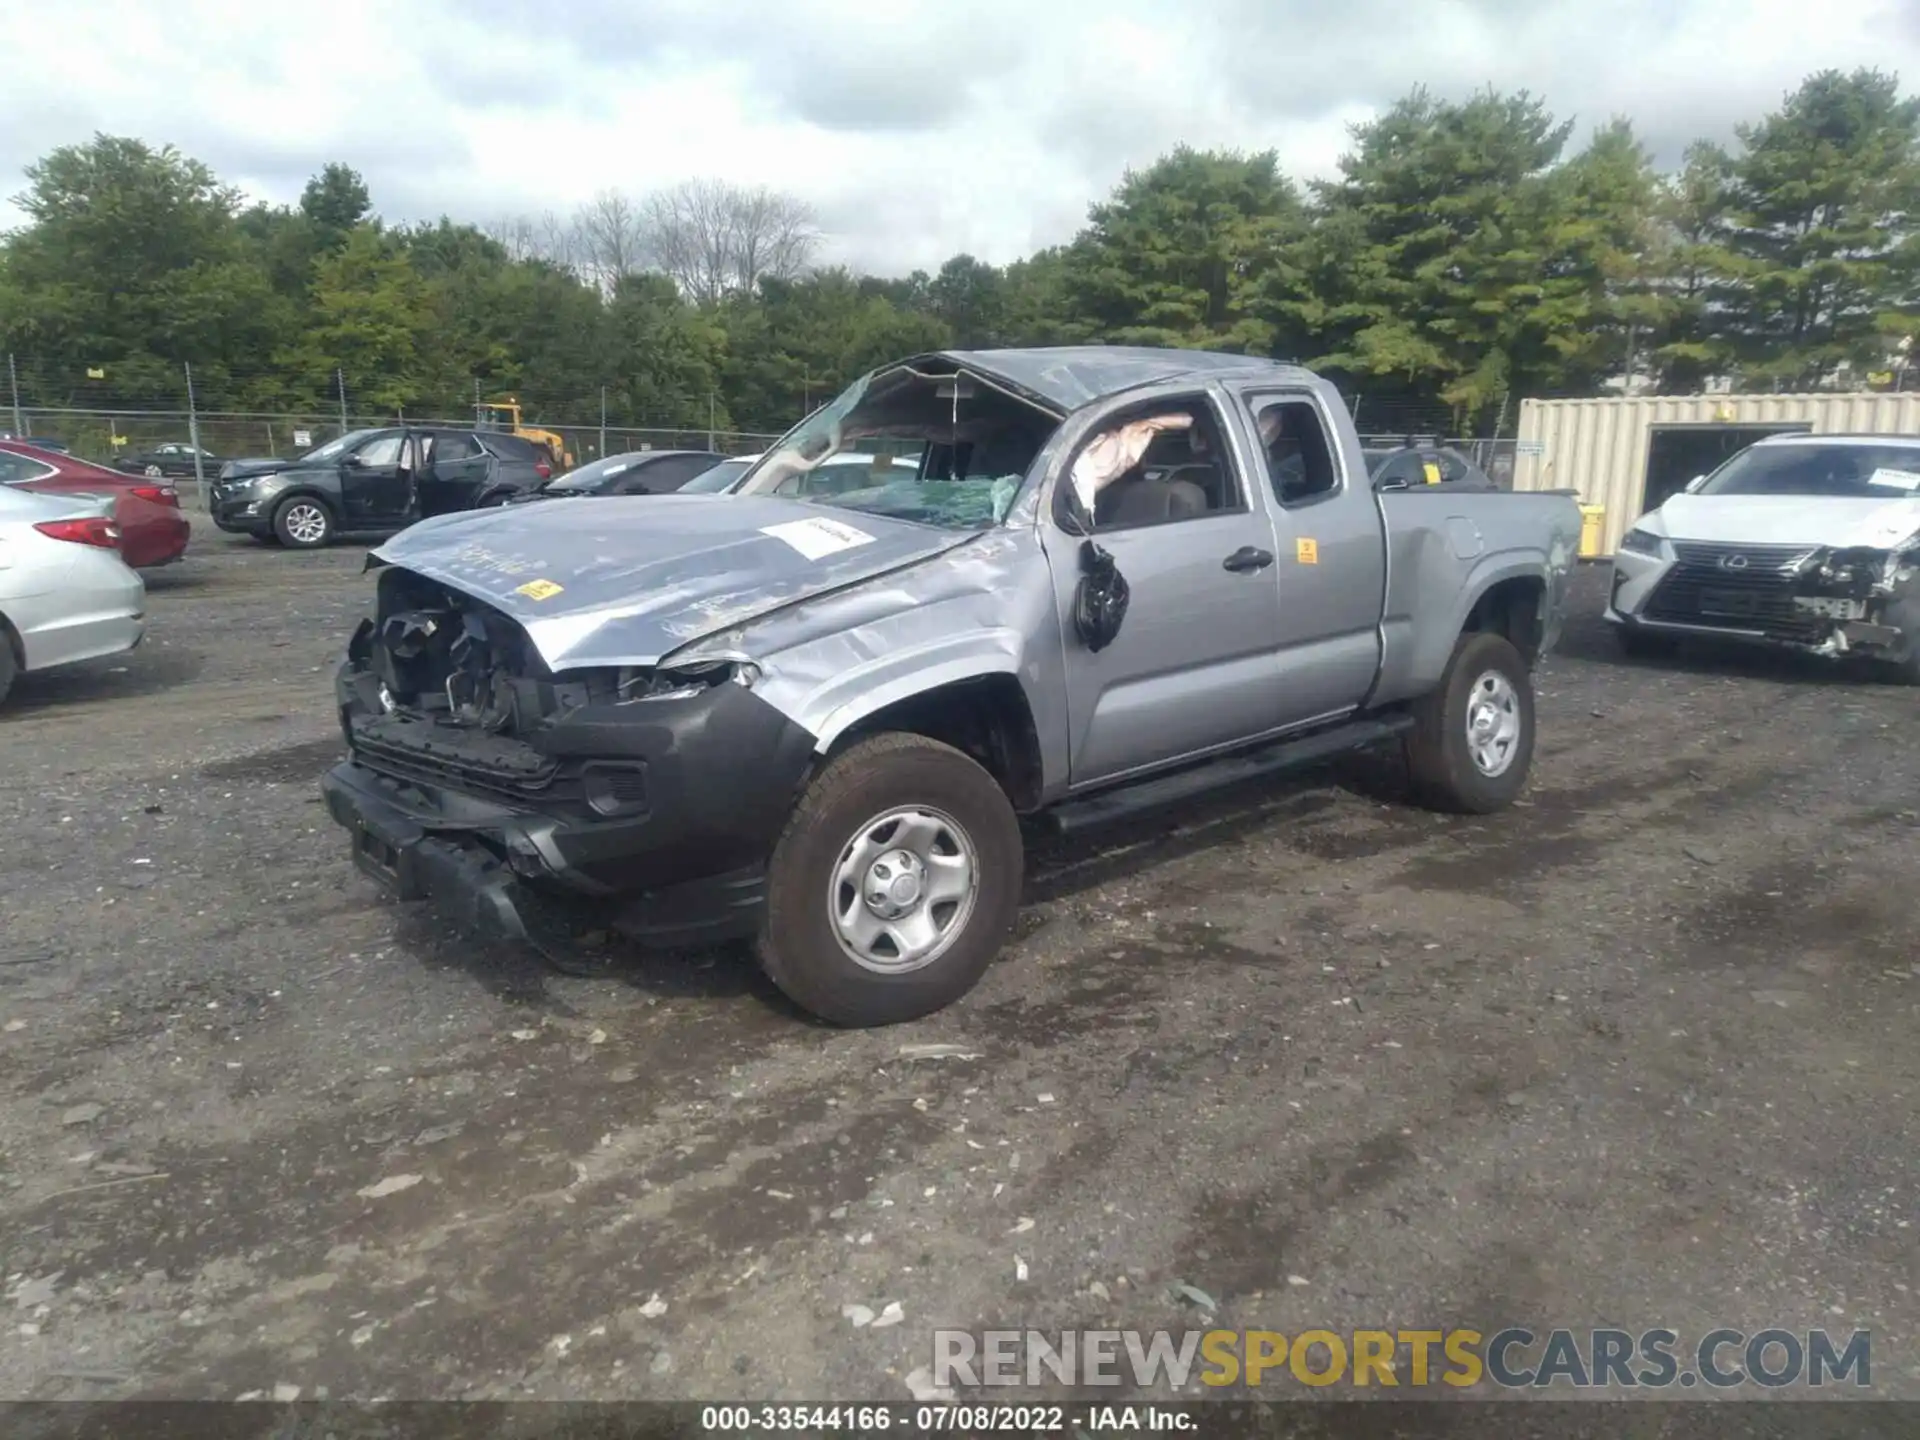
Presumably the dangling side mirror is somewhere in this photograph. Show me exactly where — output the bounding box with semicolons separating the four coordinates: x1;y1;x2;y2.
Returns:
1073;540;1130;653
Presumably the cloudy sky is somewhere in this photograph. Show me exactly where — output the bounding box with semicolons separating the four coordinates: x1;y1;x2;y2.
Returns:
6;0;1919;275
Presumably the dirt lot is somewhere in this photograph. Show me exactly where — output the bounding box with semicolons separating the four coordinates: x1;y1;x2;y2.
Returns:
1;514;1915;1406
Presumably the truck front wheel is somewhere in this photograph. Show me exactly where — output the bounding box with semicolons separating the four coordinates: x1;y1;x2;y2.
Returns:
757;732;1024;1027
1404;631;1536;815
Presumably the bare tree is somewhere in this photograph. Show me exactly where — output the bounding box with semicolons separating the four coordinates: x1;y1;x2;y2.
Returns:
575;188;646;292
640;179;820;303
484;209;585;273
728;185;820;294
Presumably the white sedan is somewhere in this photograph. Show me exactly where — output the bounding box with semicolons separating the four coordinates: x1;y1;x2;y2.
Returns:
0;485;147;706
1607;433;1920;683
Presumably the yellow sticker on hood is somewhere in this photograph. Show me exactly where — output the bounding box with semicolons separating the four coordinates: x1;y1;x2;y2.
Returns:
514;578;565;601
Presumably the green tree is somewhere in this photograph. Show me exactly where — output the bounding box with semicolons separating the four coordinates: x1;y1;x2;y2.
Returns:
927;254;1008;347
0;134;281;406
1641;142;1737;392
285;224;436;413
1533;119;1665;394
719;270;949;431
605;272;728;428
300;163;372;249
1298;88;1590;426
1061;146;1301;351
1712;68;1920;388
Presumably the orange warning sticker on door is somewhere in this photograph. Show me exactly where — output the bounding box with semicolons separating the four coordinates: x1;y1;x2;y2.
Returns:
1296;537;1319;565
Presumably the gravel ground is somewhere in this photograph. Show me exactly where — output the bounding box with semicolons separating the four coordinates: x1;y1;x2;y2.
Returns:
1;515;1915;1407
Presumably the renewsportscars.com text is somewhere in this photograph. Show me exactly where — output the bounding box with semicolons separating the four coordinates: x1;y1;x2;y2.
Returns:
932;1326;1872;1390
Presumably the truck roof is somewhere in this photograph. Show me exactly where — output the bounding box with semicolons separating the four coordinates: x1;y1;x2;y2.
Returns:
919;346;1312;413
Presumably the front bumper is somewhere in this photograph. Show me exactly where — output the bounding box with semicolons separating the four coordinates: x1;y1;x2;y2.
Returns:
1606;543;1917;660
208;482;279;534
321;667;817;950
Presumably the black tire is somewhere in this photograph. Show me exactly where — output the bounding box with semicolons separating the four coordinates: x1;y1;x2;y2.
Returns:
757;732;1023;1027
1404;630;1536;815
1615;625;1680;661
272;495;335;549
0;630;17;707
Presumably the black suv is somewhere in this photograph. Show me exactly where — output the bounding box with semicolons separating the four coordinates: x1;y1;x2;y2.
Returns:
209;427;552;548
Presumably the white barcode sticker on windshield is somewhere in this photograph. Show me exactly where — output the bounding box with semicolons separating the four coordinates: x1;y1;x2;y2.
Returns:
1867;467;1920;491
760;516;878;561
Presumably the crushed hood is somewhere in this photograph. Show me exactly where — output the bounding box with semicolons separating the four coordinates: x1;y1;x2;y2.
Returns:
370;493;972;670
1656;494;1920;550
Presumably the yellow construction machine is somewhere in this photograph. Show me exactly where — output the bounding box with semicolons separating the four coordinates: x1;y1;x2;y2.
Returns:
475;397;574;470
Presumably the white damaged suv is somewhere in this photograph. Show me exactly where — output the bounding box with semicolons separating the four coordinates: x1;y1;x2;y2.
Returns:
1607;433;1920;682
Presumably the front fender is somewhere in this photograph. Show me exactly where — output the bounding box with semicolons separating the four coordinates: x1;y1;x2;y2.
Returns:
776;627;1030;754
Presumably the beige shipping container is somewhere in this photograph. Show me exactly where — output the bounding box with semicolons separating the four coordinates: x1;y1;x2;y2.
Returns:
1511;392;1920;557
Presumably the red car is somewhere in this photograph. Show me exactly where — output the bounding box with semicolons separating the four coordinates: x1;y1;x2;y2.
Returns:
0;440;190;568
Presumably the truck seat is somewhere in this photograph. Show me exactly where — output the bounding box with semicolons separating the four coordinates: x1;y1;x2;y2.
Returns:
1100;474;1209;527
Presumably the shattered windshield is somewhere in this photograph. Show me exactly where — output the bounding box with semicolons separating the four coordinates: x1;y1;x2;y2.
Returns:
731;366;1060;530
1698;444;1920;499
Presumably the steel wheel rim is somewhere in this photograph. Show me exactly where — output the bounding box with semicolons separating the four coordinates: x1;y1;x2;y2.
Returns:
284;503;328;544
143;464;163;477
1465;670;1522;777
828;805;979;975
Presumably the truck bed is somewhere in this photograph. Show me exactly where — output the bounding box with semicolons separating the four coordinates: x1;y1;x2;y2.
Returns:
1369;487;1584;707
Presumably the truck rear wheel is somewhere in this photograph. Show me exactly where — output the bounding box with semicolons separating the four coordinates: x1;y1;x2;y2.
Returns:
1404;630;1535;815
757;732;1023;1027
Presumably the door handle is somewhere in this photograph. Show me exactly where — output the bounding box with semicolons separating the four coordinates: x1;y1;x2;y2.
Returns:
1222;546;1274;573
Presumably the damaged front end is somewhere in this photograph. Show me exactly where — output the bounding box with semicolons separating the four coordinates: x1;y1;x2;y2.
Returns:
322;566;817;952
1788;542;1920;663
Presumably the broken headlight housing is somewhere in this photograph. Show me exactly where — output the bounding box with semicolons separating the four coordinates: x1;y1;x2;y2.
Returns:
614;660;761;703
1618;526;1668;559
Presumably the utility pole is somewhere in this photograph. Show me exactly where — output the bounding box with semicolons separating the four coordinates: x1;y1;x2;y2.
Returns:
473;376;482;425
7;353;22;438
707;391;716;451
184;362;207;503
336;368;349;435
599;385;608;458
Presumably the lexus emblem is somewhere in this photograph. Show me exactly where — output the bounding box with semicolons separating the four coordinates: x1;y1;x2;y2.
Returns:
1718;553;1749;571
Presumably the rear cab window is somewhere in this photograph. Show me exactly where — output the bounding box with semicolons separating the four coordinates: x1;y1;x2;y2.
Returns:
1244;394;1343;507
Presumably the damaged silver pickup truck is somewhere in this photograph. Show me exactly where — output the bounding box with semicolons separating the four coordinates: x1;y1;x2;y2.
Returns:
321;347;1582;1026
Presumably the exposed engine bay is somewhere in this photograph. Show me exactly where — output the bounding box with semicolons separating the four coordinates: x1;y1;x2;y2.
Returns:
343;567;741;740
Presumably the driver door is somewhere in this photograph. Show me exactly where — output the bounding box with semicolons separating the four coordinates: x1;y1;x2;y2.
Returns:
1043;390;1289;789
340;433;415;526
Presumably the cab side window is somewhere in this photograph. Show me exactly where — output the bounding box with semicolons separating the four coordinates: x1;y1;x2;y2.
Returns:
1250;398;1340;506
1059;397;1245;533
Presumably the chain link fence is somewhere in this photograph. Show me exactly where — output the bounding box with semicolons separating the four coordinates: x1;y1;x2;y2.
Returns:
2;353;1519;495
